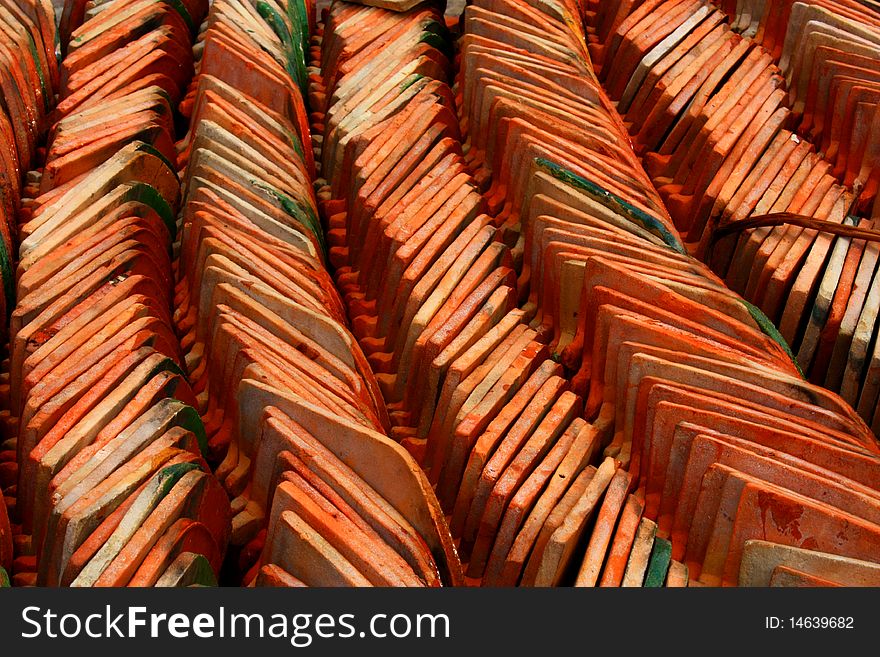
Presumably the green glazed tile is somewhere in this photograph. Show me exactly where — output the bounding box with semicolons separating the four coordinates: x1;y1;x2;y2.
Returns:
644;537;672;587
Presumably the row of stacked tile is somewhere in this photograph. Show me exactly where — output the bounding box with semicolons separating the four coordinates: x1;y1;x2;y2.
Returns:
585;0;880;430
174;0;459;587
1;0;233;587
0;0;58;587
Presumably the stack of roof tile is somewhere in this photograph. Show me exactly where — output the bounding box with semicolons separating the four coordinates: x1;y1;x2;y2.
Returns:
0;0;59;587
589;0;880;431
175;0;460;587
4;0;233;588
312;1;528;457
